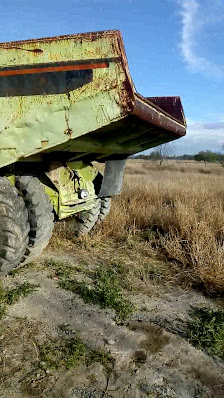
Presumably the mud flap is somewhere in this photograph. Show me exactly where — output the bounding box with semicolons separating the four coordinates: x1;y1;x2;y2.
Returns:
98;160;126;197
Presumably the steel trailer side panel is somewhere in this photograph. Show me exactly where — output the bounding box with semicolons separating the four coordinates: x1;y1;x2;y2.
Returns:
0;31;134;168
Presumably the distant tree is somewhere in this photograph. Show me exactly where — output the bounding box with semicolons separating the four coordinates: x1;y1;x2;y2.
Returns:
150;143;175;165
148;150;161;161
194;150;222;165
134;143;175;163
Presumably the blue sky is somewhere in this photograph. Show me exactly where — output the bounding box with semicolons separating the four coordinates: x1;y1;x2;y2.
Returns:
0;0;223;154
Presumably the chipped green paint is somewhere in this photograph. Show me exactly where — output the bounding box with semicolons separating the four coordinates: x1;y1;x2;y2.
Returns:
0;31;133;168
6;175;16;186
43;184;59;216
67;161;98;183
45;161;98;219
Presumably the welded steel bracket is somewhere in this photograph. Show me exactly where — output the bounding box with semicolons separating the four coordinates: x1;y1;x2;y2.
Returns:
99;160;126;197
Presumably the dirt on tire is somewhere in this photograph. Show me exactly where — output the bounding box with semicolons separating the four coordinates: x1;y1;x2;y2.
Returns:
16;176;54;265
0;177;29;274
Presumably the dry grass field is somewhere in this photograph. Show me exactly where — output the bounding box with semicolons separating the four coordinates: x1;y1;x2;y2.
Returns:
120;160;224;294
56;159;224;295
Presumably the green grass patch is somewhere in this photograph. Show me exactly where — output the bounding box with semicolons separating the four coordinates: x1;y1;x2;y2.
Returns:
39;336;114;370
87;349;115;367
0;282;39;319
59;267;134;320
45;258;75;279
0;304;6;319
9;262;36;276
187;307;224;360
39;336;86;370
147;263;167;281
46;258;134;320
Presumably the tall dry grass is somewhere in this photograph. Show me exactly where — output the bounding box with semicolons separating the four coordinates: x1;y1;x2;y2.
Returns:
97;160;224;295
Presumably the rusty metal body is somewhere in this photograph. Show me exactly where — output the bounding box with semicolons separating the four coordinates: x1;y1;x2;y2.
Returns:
0;30;186;168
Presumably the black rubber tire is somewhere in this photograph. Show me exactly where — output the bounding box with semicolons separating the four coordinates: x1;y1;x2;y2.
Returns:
68;199;101;237
97;197;111;224
16;176;54;264
0;178;29;274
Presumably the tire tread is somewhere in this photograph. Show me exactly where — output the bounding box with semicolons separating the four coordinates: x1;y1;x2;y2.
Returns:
16;176;54;264
0;178;29;274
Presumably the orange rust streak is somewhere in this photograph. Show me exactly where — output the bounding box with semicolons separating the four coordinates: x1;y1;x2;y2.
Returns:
0;62;109;76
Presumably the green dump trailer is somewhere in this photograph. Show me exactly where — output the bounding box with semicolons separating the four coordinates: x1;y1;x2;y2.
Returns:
0;30;186;273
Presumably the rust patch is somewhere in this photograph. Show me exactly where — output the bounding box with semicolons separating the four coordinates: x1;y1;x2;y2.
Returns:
119;80;135;113
32;48;43;53
0;30;120;48
112;61;135;114
148;96;186;125
132;94;186;137
2;46;43;53
64;102;73;138
64;128;73;137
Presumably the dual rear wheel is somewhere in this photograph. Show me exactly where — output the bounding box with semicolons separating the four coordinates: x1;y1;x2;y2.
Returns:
73;197;111;237
0;176;111;274
0;176;54;274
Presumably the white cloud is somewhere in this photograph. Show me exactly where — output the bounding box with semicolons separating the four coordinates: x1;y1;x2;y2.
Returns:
203;122;224;130
174;118;224;154
178;0;224;78
142;118;224;155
